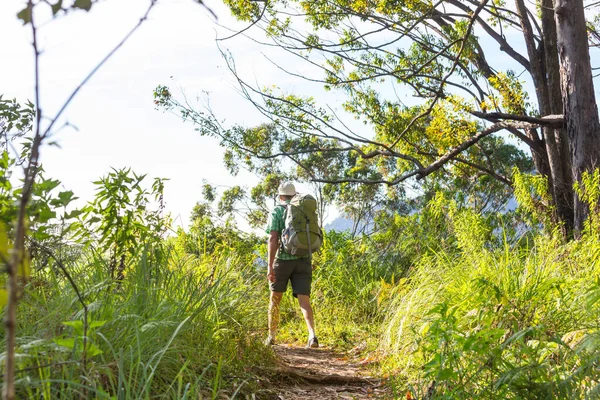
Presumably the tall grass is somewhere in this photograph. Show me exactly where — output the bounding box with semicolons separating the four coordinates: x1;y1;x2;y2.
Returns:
10;244;270;399
8;179;600;400
381;208;600;398
273;230;399;348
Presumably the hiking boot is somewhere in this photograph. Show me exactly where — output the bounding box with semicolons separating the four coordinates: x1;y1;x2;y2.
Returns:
307;336;319;348
264;336;275;346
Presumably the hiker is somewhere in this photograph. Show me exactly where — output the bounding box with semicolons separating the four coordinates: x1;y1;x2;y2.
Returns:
264;182;320;348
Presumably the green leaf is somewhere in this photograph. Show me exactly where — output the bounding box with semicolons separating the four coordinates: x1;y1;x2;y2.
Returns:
54;338;76;350
37;207;56;223
86;342;103;357
0;289;7;307
89;320;106;329
58;190;77;206
33;231;51;241
51;0;63;15
16;5;32;24
463;335;476;351
37;179;61;192
437;368;454;380
63;320;84;336
73;0;93;11
65;209;84;219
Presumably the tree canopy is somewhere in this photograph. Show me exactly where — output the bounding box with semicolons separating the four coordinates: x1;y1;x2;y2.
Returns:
156;0;600;236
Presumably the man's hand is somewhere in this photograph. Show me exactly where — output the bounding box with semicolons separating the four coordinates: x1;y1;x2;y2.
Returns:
267;267;276;282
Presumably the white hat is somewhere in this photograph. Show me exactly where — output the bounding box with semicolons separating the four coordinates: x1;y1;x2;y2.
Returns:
278;182;296;196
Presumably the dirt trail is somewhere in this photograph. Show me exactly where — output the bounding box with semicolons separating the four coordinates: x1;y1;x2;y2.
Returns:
257;344;388;399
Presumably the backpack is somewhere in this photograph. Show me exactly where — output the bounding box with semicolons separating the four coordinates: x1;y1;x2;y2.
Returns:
279;193;323;257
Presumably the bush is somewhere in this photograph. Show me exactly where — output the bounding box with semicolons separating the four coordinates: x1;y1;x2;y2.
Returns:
14;243;269;399
382;207;600;399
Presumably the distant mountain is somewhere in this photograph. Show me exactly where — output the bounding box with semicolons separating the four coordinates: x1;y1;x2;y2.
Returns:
324;214;354;232
324;214;374;234
324;197;519;234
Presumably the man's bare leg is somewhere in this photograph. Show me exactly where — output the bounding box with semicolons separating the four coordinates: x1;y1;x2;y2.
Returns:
297;294;316;339
268;291;284;342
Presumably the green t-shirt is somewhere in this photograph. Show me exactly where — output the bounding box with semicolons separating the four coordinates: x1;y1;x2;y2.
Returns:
265;202;307;260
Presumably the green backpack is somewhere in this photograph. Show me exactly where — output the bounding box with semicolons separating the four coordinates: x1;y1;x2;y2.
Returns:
279;193;323;257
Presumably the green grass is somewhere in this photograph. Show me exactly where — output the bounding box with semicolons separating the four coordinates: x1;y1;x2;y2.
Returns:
10;245;272;399
273;231;396;350
7;207;600;399
381;227;600;399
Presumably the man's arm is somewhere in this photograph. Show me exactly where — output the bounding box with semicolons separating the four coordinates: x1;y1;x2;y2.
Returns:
267;230;279;282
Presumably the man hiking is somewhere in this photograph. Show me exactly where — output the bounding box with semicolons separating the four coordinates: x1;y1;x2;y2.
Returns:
264;182;319;348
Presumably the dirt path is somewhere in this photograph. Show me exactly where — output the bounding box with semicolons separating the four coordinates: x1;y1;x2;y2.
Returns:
256;344;388;399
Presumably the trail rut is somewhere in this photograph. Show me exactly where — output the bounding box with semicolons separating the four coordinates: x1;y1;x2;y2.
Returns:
256;345;388;399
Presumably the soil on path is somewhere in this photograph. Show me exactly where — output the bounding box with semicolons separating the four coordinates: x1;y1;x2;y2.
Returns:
257;344;388;399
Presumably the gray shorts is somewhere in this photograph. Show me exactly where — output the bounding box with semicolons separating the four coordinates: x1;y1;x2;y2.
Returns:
270;258;312;297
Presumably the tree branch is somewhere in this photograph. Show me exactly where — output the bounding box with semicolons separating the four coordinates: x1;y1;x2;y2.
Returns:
470;111;565;127
314;121;530;186
390;0;490;149
453;156;512;186
444;0;532;72
312;170;421;186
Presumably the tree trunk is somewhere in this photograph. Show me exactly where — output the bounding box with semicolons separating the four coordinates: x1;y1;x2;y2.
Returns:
555;0;600;233
516;0;574;234
541;0;574;235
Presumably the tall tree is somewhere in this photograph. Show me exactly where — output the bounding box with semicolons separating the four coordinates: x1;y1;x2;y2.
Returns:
156;0;600;234
555;0;600;232
216;0;600;233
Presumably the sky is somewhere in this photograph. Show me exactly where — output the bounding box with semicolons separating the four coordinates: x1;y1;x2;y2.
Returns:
0;0;348;230
3;1;600;232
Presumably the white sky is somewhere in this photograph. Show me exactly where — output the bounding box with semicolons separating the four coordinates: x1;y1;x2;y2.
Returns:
3;1;599;231
0;0;346;230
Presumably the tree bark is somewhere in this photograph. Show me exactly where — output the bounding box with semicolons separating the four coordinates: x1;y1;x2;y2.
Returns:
516;0;574;234
541;0;574;235
555;0;600;233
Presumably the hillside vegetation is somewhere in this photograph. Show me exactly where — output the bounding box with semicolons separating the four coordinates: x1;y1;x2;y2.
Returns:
2;164;600;398
5;0;600;398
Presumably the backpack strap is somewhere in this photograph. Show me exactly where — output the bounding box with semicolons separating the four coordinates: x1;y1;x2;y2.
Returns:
275;204;287;254
275;204;287;228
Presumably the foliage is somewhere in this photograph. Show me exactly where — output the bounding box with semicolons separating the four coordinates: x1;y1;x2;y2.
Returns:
77;168;169;280
0;124;271;397
210;0;600;235
513;168;556;231
574;169;600;235
15;244;270;398
7;1;600;395
0;99;79;245
174;194;260;261
206;0;540;201
4;94;600;399
381;204;600;399
155;71;531;231
0;100;81;303
5;166;270;398
0;96;34;148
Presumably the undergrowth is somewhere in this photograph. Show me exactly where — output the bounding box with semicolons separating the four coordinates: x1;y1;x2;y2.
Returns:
11;246;270;399
3;166;600;399
381;208;600;399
